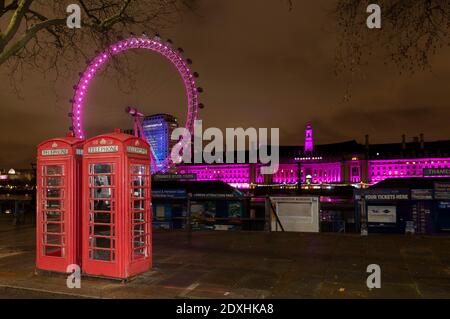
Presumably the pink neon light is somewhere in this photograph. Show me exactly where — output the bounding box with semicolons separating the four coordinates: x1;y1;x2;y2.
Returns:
71;35;199;148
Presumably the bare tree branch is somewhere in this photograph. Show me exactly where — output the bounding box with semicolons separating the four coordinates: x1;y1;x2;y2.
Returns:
334;0;450;75
0;0;196;78
0;0;33;50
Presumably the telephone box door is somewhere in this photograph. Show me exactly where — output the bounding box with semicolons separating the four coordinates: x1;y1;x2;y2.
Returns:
83;159;122;278
38;163;68;268
36;136;83;273
128;160;152;276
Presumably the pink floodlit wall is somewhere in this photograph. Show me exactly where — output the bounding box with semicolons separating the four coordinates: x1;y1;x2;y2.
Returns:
368;158;450;183
349;160;362;183
301;162;342;184
177;164;252;189
255;162;343;185
260;164;298;184
178;161;344;188
177;157;450;188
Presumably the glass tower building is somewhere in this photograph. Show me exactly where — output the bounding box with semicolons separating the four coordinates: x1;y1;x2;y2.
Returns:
142;114;179;172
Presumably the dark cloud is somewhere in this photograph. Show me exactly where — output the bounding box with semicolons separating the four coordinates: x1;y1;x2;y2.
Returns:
1;0;450;168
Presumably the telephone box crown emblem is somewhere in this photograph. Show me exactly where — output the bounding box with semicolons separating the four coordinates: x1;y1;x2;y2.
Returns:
52;142;58;148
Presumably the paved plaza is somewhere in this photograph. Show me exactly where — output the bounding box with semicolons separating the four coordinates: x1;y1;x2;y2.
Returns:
0;216;449;299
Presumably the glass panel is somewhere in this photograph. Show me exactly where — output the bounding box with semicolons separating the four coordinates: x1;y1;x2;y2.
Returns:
93;164;112;174
132;188;145;198
46;234;62;245
91;187;112;199
134;247;147;259
46;200;62;209
132;176;145;187
46;177;62;187
45;165;63;176
46;211;63;222
44;246;62;257
93;249;111;261
93;224;111;236
92;175;112;187
133;200;145;210
92;200;112;211
133;236;145;248
132;165;146;175
46;223;63;234
93;237;112;249
90;212;112;224
134;212;145;223
46;188;63;198
133;224;145;237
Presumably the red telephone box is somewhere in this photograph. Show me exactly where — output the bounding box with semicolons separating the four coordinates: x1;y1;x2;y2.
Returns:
36;134;83;273
81;129;152;279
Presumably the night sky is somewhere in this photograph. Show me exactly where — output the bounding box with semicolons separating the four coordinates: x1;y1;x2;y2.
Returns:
1;0;450;168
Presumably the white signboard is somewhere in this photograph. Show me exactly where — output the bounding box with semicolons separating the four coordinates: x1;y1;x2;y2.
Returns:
368;206;396;223
126;146;148;155
88;145;119;154
270;197;320;233
42;149;69;156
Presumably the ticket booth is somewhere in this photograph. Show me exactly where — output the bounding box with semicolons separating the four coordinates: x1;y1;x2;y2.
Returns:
81;129;152;280
36;134;83;273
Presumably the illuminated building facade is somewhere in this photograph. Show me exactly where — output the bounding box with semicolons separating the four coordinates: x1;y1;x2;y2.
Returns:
177;123;450;188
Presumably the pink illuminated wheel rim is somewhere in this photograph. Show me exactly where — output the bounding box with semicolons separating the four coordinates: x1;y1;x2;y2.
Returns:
70;35;201;171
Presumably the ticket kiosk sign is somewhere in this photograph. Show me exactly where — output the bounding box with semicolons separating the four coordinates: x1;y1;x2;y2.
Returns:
81;130;152;279
36;135;83;273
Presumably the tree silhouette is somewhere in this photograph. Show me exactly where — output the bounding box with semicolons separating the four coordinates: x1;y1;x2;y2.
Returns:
0;0;195;77
334;0;450;74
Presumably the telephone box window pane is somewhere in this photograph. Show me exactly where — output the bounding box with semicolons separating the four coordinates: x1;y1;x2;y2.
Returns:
46;200;62;209
133;224;145;237
45;166;63;176
92;187;112;199
134;248;147;259
93;200;112;211
44;246;62;257
46;177;63;187
46;234;63;245
93;237;112;249
133;236;145;248
132;165;145;175
94;224;111;236
132;188;145;198
133;200;145;210
90;212;112;224
134;212;145;223
46;188;63;198
46;223;63;234
93;164;112;174
93;249;111;261
46;211;63;222
93;175;112;187
132;176;145;187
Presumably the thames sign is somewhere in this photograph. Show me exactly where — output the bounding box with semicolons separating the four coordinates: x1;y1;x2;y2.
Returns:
423;168;450;177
